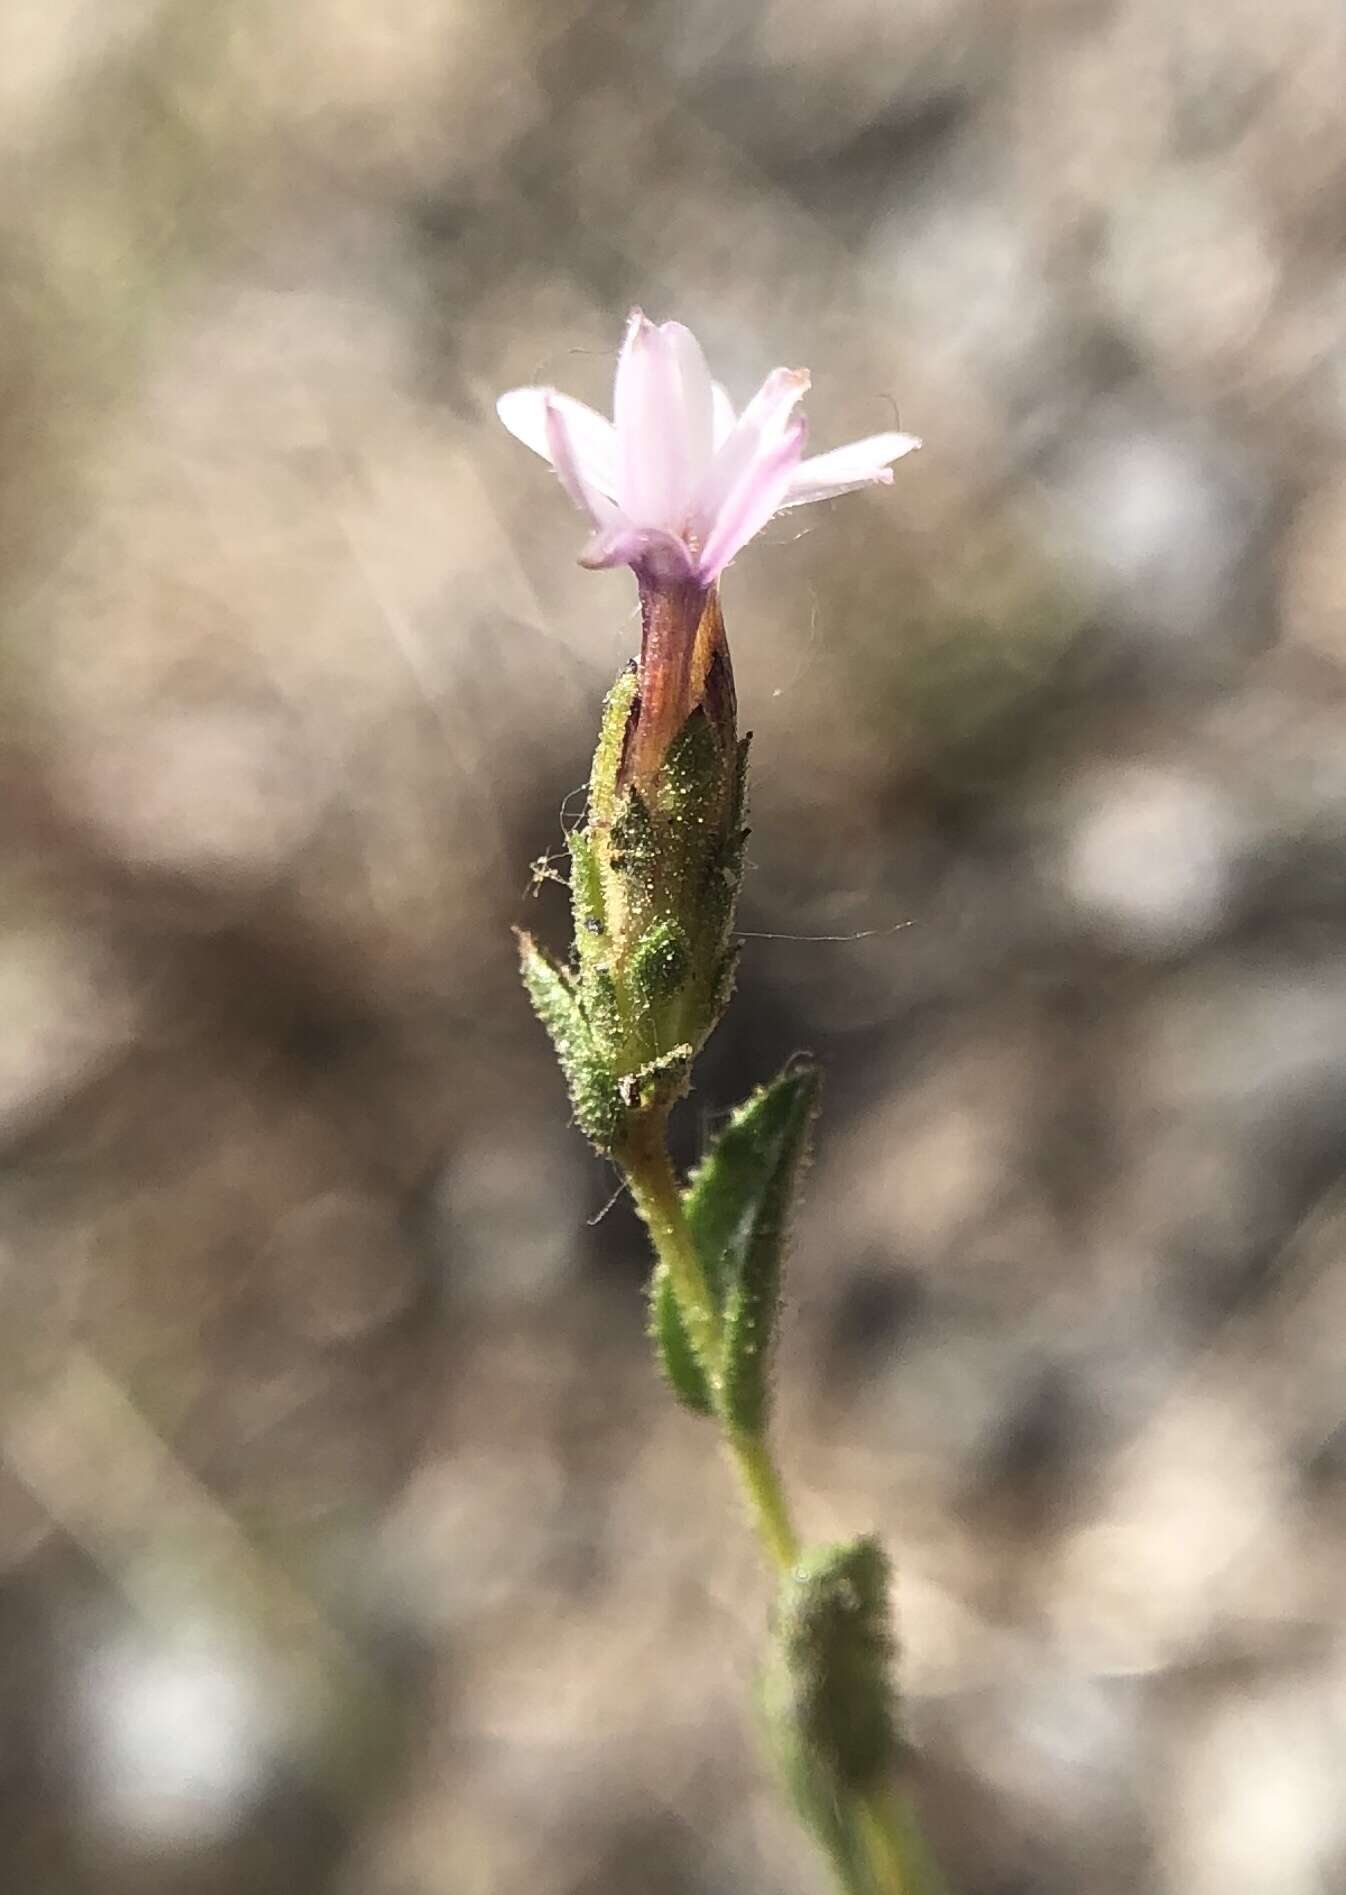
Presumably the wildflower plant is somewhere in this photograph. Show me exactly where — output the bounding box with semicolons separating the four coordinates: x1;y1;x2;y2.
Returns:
501;312;938;1894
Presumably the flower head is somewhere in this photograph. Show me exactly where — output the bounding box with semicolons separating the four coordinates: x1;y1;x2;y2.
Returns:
497;310;920;588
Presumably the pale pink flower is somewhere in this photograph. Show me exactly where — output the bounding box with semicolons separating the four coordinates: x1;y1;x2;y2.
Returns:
497;310;920;588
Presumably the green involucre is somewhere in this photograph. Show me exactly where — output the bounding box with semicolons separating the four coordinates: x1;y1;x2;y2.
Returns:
516;932;623;1150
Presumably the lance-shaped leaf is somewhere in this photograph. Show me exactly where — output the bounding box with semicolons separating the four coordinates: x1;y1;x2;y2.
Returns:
771;1537;901;1793
762;1537;927;1895
650;1062;819;1425
701;1062;819;1436
517;931;624;1152
648;1261;714;1416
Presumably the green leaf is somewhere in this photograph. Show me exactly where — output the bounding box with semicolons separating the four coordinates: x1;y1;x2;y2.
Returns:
685;1062;820;1434
645;1062;817;1424
517;931;623;1152
648;1261;714;1416
771;1537;901;1795
761;1538;942;1895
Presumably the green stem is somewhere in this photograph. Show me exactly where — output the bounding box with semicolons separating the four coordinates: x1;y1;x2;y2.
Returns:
856;1795;918;1895
859;1789;951;1895
618;1108;939;1895
728;1426;800;1571
618;1110;801;1572
619;1110;723;1372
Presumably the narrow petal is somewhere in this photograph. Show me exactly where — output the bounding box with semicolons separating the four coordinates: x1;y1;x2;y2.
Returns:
711;381;736;448
613;310;688;528
497;387;553;459
578;518;651;570
660;321;716;488
696;415;808;583
781;431;921;509
579;520;696;582
496;387;619;497
690;366;810;544
545;395;621;530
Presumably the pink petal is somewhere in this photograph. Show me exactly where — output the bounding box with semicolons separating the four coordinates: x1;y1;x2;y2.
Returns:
659;321;716;488
613;310;689;528
711;382;736;449
696;415;808;583
690;366;810;545
496;387;619;497
780;431;922;509
545;396;621;530
579;520;697;581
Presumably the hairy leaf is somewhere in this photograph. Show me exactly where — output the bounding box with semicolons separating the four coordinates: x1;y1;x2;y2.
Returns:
685;1062;820;1433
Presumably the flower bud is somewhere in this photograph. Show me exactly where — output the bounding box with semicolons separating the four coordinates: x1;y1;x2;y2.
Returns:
519;586;747;1151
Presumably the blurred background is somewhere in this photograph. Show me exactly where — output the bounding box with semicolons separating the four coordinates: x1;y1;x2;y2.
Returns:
2;1;1346;1890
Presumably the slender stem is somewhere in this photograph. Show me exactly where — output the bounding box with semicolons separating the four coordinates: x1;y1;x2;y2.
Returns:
618;1107;935;1895
856;1797;917;1895
728;1426;800;1571
619;1110;722;1370
858;1789;950;1895
618;1110;800;1573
